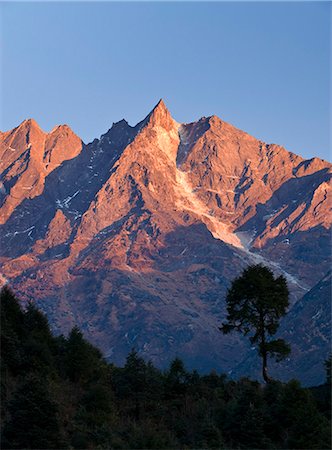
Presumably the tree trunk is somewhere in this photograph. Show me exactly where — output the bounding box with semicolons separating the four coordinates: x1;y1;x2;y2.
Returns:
261;330;272;383
260;313;271;383
262;348;271;383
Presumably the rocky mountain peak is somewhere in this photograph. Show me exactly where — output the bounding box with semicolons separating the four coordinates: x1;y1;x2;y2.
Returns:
0;119;83;224
143;99;176;132
44;124;82;169
102;119;132;139
49;124;77;135
8;118;45;149
18;118;43;132
111;118;129;129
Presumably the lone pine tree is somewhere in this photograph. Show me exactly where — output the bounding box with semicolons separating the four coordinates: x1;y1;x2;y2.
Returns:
220;264;291;383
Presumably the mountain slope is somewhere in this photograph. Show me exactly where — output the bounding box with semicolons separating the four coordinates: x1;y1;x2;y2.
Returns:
279;271;331;385
0;100;331;383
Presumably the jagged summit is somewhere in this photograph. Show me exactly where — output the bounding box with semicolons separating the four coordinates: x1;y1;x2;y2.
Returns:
5;118;46;142
5;119;80;140
112;118;129;127
152;98;168;113
142;98;176;131
102;119;131;138
49;124;76;134
19;118;42;131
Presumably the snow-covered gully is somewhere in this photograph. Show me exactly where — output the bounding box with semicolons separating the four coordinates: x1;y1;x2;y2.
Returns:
175;169;308;292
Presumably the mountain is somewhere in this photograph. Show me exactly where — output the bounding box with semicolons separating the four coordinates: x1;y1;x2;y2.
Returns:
1;100;331;384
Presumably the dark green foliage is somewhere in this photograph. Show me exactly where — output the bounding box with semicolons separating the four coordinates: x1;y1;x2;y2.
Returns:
1;286;330;449
309;357;332;421
221;264;291;382
2;376;62;449
222;379;271;449
1;287;26;375
0;287;111;449
264;338;291;362
64;326;104;383
71;383;114;448
22;303;57;375
277;380;331;449
111;349;164;422
165;357;189;400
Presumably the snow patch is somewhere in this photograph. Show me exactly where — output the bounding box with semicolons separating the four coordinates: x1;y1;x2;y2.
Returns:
312;309;322;320
236;232;308;291
5;225;35;238
56;190;80;209
175;169;244;248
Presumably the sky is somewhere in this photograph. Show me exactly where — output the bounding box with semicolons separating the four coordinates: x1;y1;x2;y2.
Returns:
0;1;331;161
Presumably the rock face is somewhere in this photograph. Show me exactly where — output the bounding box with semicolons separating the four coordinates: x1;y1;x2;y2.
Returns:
0;120;82;224
1;100;331;385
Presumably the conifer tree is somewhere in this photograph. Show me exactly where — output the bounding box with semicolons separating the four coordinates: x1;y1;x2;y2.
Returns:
64;326;103;382
220;264;291;383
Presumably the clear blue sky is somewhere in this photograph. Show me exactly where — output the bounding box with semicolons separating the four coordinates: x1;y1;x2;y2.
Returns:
1;1;331;161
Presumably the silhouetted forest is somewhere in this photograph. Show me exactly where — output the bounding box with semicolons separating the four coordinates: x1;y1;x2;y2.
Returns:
1;286;331;449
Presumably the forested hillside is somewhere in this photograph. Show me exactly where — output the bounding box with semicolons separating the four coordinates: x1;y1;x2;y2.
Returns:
1;287;330;450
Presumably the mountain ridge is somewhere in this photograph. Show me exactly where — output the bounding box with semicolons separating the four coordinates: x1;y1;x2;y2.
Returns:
1;101;331;385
